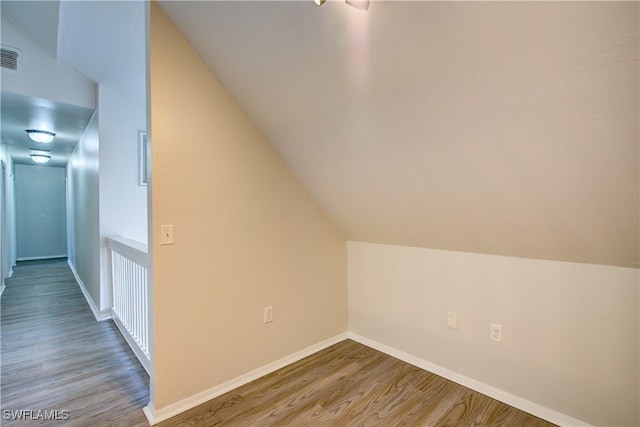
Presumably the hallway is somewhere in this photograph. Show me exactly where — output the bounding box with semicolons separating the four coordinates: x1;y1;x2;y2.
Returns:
1;259;149;426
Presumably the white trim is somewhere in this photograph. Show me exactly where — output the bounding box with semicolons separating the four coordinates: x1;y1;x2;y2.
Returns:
112;309;150;375
347;332;592;427
68;260;111;321
1;267;14;298
138;131;149;186
16;254;67;261
143;331;589;426
143;332;348;425
0;267;9;297
107;236;148;266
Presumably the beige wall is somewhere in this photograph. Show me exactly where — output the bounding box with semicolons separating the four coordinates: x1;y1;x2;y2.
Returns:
149;4;347;410
148;2;638;423
348;241;639;426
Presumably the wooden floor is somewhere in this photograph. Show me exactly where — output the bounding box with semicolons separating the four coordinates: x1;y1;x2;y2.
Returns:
1;259;149;426
1;260;556;427
158;340;556;427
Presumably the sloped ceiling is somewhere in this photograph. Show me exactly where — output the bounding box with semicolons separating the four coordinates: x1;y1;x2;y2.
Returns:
2;0;146;111
159;1;639;268
57;0;147;111
0;0;59;59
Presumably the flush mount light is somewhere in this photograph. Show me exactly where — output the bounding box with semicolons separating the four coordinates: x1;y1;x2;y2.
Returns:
26;129;55;143
30;154;51;164
314;0;370;10
345;0;370;10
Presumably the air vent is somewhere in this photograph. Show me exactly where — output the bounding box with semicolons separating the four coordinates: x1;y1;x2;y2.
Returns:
1;45;21;72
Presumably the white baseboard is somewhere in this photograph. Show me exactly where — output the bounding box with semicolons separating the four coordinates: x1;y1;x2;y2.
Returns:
1;267;13;297
67;260;111;321
347;332;591;427
17;254;67;261
143;330;591;426
143;332;349;425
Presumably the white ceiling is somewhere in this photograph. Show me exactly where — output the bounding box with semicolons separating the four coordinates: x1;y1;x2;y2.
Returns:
1;92;94;168
159;1;639;268
1;0;146;112
57;0;147;111
0;0;59;59
1;0;146;168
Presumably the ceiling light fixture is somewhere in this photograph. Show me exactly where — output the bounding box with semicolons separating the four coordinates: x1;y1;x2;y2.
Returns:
314;0;370;10
30;154;51;164
26;129;55;143
345;0;370;11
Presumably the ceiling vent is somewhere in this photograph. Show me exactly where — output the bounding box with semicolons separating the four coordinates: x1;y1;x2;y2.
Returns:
1;45;21;73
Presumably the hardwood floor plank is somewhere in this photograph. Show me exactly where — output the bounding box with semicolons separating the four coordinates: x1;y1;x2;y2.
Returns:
3;261;559;427
1;260;149;427
475;393;512;426
346;367;436;426
158;339;558;427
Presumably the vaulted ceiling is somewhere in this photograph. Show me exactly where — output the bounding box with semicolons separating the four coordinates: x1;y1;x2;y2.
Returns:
159;1;638;268
3;1;636;268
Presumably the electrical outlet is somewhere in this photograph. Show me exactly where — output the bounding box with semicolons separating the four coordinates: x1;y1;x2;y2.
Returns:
447;312;458;330
490;323;502;342
264;306;273;323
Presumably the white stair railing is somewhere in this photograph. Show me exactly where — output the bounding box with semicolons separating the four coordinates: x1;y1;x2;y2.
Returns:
107;236;150;373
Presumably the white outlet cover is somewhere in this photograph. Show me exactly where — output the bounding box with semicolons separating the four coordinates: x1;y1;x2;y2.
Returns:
264;306;273;323
490;323;502;342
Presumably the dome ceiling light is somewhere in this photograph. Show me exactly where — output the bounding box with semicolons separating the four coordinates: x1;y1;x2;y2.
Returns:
314;0;370;11
30;154;51;164
26;129;56;144
29;148;51;164
345;0;370;11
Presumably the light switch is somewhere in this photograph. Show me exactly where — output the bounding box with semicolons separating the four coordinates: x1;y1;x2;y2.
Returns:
160;225;174;245
447;312;458;330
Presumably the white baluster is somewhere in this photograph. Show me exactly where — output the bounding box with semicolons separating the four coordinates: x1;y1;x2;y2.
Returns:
107;237;151;371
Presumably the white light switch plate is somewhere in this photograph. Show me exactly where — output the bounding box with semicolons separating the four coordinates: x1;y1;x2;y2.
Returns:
447;312;458;330
160;225;174;245
264;306;273;323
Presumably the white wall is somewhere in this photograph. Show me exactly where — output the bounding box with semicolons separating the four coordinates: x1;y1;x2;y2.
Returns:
98;85;147;243
0;12;95;109
14;164;66;260
0;144;15;287
98;84;147;311
67;112;101;313
57;0;146;112
348;241;639;427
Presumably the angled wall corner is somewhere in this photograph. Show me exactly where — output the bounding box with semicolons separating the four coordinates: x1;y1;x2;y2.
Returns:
348;241;640;427
149;3;347;411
